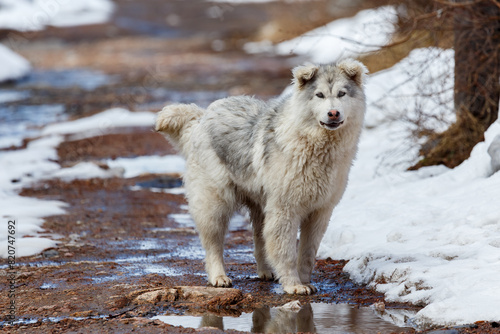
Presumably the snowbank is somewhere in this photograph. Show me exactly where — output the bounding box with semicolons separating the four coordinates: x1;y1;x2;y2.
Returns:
0;136;67;258
268;6;396;63
0;43;30;82
320;118;500;327
315;48;500;327
0;0;114;31
0;0;115;82
267;4;500;326
42;108;155;138
106;155;185;178
0;108;157;258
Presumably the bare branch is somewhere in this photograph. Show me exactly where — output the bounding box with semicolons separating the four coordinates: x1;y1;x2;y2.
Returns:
433;0;482;7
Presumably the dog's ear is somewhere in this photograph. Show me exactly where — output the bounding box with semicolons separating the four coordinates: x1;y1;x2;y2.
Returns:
292;64;319;89
337;59;368;86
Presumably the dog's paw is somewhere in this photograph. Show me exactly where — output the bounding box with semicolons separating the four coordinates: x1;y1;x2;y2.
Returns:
283;284;317;295
210;275;232;287
258;270;275;281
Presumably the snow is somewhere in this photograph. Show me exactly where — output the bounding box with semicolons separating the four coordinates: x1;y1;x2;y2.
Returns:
0;136;67;258
106;155;186;178
0;109;156;259
0;0;115;83
290;18;498;327
0;0;114;31
44;162;124;181
319;118;500;327
0;43;31;82
247;6;397;63
261;5;500;326
42;108;155;138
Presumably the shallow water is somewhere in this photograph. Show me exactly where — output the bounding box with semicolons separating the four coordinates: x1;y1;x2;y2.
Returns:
154;302;410;334
0;101;66;148
18;68;114;91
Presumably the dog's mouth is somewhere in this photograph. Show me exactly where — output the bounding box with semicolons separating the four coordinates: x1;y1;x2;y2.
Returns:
320;120;344;130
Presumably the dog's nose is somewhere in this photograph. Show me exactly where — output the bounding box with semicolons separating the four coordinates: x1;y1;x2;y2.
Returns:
327;110;341;121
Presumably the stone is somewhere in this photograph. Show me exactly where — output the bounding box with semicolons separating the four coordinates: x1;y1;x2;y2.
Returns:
130;286;243;307
132;288;178;305
488;134;500;174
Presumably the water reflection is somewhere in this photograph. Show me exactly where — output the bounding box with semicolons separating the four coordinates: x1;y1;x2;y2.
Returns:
155;302;410;334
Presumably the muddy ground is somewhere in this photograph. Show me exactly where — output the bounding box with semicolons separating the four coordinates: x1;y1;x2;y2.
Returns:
2;0;500;333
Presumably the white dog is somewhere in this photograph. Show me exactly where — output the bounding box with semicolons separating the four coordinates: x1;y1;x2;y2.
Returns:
156;59;367;294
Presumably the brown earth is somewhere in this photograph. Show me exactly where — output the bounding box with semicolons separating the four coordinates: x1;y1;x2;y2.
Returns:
1;0;499;333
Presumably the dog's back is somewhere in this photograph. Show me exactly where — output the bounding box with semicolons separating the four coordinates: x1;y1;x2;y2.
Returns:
203;96;269;179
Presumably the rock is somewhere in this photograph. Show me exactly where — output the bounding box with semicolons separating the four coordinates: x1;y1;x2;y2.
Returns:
42;249;59;258
177;286;243;306
71;310;95;317
130;286;243;308
488;134;500;174
132;288;178;305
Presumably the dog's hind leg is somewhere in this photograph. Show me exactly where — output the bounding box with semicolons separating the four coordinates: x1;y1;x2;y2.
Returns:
248;204;274;280
297;207;332;286
188;184;234;287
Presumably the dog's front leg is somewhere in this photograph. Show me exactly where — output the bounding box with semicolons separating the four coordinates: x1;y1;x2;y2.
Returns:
263;210;314;295
297;207;332;285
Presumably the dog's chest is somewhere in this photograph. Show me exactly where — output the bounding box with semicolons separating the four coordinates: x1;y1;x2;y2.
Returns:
278;149;344;206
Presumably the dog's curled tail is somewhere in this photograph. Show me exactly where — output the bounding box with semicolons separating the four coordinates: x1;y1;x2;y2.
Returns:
155;103;204;157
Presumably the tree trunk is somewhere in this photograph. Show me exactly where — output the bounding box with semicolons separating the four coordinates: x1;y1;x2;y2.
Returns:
453;0;500;129
411;0;500;169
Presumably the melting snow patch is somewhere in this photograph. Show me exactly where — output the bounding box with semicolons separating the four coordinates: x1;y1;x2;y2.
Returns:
0;0;114;31
0;43;31;82
0;108;156;258
274;6;397;63
106;155;185;178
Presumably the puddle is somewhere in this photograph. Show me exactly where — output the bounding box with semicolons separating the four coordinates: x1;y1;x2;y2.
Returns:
135;175;183;189
114;17;184;38
0;89;29;103
39;282;58;290
0;314;110;327
0;103;66;148
128;264;183;276
153;303;411;334
168;211;250;232
18;69;115;91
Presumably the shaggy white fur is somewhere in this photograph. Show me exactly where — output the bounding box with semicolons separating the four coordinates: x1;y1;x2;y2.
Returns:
156;59;367;294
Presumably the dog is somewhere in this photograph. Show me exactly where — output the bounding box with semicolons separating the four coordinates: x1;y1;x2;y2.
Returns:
155;59;367;294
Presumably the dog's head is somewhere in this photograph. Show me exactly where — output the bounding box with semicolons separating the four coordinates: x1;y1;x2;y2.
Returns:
292;59;367;131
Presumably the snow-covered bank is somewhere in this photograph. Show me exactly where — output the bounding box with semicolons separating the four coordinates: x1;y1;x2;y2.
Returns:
245;6;397;63
292;13;500;328
0;0;115;82
0;0;114;31
319;118;500;327
0;43;30;82
262;3;500;326
0;109;159;258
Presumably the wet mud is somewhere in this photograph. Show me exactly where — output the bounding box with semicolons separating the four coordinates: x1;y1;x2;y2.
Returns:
2;0;500;333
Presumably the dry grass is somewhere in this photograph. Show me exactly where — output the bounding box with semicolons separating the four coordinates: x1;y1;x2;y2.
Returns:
409;108;486;169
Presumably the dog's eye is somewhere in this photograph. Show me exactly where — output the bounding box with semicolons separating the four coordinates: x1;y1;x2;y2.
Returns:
338;91;346;98
315;92;325;98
